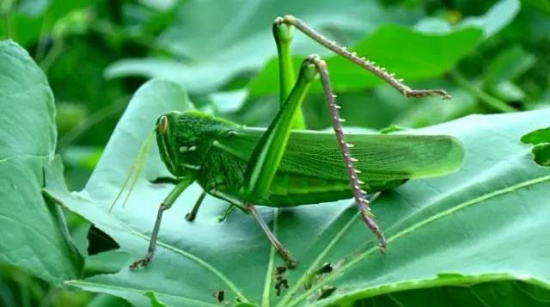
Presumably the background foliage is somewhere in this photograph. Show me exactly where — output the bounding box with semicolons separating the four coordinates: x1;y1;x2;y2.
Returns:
1;0;550;306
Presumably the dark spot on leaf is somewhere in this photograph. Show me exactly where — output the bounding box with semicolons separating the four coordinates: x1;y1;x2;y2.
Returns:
304;263;334;289
274;265;290;296
317;285;336;300
214;290;225;303
318;263;333;274
275;265;287;275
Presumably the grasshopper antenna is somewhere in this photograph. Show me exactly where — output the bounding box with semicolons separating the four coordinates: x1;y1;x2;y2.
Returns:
276;15;452;100
109;131;156;212
310;55;386;251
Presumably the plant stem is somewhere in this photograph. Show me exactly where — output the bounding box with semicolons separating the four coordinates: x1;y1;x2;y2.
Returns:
3;14;11;39
450;70;517;113
57;96;129;150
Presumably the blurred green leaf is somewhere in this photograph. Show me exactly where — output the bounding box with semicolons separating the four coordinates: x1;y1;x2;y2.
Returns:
484;46;536;88
17;0;50;17
353;280;550;306
458;0;520;38
249;26;483;97
45;80;550;306
0;40;83;284
531;144;550;167
482;45;536;102
522;127;550;167
86;293;132;307
0;0;91;46
522;127;550;145
139;0;178;11
106;0;422;94
394;85;479;128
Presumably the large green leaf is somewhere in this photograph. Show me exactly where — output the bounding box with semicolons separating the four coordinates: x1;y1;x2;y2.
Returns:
45;79;550;306
0;40;83;284
105;0;422;94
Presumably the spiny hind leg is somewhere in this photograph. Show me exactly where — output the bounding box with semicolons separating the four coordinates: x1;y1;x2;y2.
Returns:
306;54;387;251
274;15;451;100
246;203;297;269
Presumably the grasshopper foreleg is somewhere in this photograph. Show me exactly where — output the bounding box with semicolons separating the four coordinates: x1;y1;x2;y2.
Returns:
130;202;167;269
185;191;206;221
130;177;194;269
246;204;297;269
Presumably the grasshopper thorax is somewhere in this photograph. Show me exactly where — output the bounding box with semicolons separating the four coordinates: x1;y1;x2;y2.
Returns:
156;110;237;177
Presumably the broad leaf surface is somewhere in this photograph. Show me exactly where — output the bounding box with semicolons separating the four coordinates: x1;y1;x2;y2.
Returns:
0;40;83;284
45;79;550;306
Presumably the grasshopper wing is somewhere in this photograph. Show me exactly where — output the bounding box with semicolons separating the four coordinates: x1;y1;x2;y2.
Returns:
216;128;464;181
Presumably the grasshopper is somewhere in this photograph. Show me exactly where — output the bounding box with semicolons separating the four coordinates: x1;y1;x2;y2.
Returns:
112;15;464;269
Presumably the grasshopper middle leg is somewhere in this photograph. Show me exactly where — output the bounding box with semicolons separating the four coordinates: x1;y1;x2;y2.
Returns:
246;204;297;269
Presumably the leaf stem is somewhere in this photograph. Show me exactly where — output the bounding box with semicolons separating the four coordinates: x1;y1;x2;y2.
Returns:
449;70;517;113
3;13;11;39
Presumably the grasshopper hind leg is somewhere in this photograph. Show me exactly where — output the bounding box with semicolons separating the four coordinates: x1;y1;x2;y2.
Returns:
307;55;387;251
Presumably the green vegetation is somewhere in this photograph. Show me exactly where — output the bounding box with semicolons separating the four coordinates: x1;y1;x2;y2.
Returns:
1;0;550;306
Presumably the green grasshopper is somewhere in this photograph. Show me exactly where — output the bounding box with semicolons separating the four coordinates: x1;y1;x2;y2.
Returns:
112;15;464;269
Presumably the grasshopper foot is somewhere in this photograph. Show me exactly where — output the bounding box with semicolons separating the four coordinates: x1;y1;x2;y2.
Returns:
130;251;154;269
130;257;151;269
359;210;387;253
286;259;298;270
405;89;452;100
277;249;298;270
185;211;196;222
217;204;236;223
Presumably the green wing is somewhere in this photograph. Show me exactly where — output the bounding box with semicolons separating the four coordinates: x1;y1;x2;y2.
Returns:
215;127;464;181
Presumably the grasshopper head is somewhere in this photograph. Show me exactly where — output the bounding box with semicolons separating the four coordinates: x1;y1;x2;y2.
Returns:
156;110;234;176
156;111;193;176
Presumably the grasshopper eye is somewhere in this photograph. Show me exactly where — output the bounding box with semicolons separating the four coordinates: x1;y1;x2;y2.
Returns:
158;116;168;135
